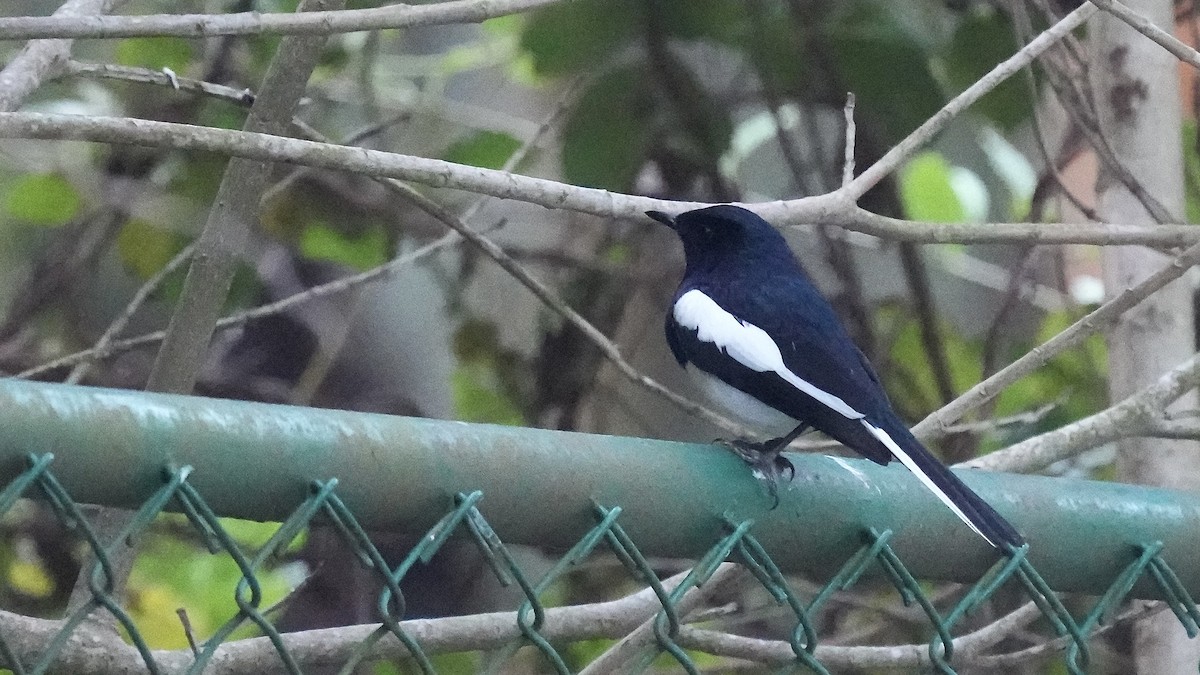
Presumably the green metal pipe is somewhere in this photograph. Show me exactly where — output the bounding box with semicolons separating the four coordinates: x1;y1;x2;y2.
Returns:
0;378;1196;598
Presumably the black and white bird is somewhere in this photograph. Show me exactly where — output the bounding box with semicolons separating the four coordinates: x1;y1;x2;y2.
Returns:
650;204;1022;551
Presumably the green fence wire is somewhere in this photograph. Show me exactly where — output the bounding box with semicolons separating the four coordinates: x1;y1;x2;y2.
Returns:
0;379;1197;673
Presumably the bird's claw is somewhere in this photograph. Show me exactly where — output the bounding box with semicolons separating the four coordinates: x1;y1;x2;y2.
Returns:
715;438;796;508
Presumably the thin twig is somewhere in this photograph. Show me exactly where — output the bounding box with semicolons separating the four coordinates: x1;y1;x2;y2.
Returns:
841;3;1097;200
66;243;196;384
49;65;737;431
1140;417;1200;439
973;600;1166;668
364;180;740;433
1036;34;1177;224
8;110;1200;247
175;608;200;656
15;232;460;380
1009;2;1098;221
788;399;1062;452
0;0;130;112
922;236;1200;445
63;61;257;104
841;92;856;188
0;0;569;40
676;599;1045;670
1092;0;1200;71
979;246;1040;380
965;350;1200;472
579;564;752;675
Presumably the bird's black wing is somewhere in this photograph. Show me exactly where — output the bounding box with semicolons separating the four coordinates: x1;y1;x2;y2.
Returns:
669;283;893;464
686;280;1022;549
664;313;689;367
718;276;891;413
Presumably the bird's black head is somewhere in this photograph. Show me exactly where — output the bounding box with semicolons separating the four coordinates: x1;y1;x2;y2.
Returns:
648;205;794;273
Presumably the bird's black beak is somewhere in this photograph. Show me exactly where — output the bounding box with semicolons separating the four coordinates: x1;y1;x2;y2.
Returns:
646;210;676;229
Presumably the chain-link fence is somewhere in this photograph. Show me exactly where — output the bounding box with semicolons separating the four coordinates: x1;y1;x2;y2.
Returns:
0;379;1197;673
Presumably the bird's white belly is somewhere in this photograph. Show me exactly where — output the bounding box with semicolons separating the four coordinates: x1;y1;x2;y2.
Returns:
687;366;799;437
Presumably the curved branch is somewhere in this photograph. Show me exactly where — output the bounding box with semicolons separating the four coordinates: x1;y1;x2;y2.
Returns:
0;0;128;112
927;236;1200;445
965;350;1200;473
0;0;569;40
3;112;1200;246
841;3;1097;200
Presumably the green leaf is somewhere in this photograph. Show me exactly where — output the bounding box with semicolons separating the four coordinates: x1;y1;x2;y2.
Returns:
882;304;981;413
115;37;194;72
298;222;388;271
1183;121;1200;223
562;67;654;190
444;130;522;170
744;13;809;89
4;173;81;226
128;531;291;648
829;5;945;142
985;311;1106;452
452;364;525;426
899;152;965;223
117;219;188;280
656;0;748;43
944;10;1030;130
520;0;637;76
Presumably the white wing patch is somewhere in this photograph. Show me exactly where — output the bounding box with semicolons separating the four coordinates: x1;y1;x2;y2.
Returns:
861;419;994;546
673;289;864;420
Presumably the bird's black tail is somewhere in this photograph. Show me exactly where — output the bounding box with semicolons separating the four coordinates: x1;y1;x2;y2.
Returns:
860;415;1024;552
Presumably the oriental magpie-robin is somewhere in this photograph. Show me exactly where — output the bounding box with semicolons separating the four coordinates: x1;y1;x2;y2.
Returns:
649;205;1022;551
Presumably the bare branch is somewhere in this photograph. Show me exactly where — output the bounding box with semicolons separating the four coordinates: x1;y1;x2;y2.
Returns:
0;0;571;40
65;243;196;384
841;92;856;188
677;600;1044;670
973;600;1166;668
579;564;752;675
1092;0;1200;71
6;112;1200;247
15;232;460;380
1140;417;1200;440
63;61;256;104
922;237;1200;444
841;3;1097;200
825;207;1200;246
145;0;345;397
0;0;128;112
0;565;704;672
965;351;1200;473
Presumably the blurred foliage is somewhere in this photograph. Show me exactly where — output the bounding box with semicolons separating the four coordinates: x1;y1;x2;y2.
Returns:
560;66;655;190
116;219;188;280
442;130;521;170
299;221;389;271
899;152;966;223
452;320;528;425
115;37;194;72
3;174;81;227
1183;121;1200;223
0;0;1162;664
127;526;293;649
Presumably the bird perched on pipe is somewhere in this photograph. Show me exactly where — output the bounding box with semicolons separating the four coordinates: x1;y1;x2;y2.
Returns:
649;204;1022;552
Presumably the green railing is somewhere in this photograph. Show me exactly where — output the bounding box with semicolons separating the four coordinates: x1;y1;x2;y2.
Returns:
0;378;1196;673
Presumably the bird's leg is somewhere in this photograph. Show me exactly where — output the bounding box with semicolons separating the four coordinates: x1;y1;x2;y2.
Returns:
717;423;808;507
759;423;808;480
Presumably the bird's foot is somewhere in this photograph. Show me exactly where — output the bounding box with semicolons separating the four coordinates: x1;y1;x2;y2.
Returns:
716;438;796;508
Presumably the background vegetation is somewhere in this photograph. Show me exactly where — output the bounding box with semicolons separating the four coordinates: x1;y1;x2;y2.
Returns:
0;0;1197;671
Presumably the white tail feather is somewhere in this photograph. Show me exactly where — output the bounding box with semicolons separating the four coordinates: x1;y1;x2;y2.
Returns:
860;419;995;547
